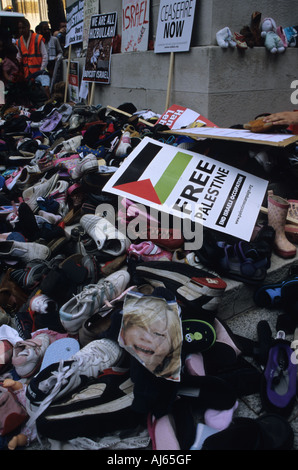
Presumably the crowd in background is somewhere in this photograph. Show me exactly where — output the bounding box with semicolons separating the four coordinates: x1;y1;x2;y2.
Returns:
0;17;66;110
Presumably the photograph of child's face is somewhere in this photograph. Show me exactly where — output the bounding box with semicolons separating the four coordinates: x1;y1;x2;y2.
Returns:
123;307;172;373
119;293;182;381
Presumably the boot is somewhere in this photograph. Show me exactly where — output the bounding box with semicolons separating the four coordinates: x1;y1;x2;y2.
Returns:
267;190;296;258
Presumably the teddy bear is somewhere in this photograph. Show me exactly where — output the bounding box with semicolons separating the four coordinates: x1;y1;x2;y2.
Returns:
261;18;285;53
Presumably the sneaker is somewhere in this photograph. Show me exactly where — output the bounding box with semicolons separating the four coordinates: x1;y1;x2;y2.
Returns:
38;210;62;225
22;173;59;212
70;154;99;180
115;131;132;157
81;214;130;255
48;180;69;216
4;168;23;190
127;241;172;261
25;338;124;421
29;293;57;314
78;285;136;347
10;259;50;289
12;333;51;378
15;164;42;190
62;135;83;152
135;261;227;311
59;268;130;334
35;368;140;441
0;240;51;263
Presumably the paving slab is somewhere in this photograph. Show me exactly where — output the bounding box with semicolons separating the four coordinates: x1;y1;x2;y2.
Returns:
218;251;298;320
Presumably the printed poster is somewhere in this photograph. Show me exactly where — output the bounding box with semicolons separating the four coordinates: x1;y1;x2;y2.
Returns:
83;0;100;50
122;0;150;52
83;12;117;84
65;0;84;48
154;0;196;53
156;104;218;129
102;137;268;242
68;61;80;103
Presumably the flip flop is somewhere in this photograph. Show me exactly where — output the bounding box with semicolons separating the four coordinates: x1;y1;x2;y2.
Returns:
40;337;80;371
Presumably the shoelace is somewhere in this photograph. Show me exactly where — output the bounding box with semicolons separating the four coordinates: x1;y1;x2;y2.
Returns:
26;339;119;428
70;280;116;310
26;361;76;428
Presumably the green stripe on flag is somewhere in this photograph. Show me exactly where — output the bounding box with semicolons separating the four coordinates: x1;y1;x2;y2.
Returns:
154;151;192;204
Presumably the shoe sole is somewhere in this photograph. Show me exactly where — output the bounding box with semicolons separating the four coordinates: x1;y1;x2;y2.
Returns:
136;261;227;298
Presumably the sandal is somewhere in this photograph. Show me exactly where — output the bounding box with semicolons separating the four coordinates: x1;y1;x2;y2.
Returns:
216;241;268;284
254;269;298;308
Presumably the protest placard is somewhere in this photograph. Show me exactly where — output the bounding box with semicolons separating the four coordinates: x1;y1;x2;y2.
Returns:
103;137;268;242
68;61;80;102
83;0;100;50
163;126;298;147
65;0;84;48
156;104;218;129
83;12;117;84
122;0;150;52
154;0;196;53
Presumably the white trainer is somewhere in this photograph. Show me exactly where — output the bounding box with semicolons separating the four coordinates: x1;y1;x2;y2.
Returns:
59;268;130;334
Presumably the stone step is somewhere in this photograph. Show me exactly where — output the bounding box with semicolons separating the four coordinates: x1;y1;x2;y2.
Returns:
217;251;298;320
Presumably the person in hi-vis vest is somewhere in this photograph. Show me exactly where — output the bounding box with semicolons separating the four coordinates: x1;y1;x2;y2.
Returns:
16;17;50;98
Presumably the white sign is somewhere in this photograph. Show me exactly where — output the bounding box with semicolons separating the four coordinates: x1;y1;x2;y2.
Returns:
83;0;99;50
103;137;268;242
65;0;84;47
165;126;298;147
154;0;196;53
122;0;150;52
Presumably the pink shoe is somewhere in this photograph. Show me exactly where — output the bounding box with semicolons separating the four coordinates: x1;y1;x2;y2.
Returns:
127;241;172;261
12;333;51;378
120;198;159;225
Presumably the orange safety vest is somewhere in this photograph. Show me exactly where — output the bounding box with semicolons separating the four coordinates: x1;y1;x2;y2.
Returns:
17;32;43;78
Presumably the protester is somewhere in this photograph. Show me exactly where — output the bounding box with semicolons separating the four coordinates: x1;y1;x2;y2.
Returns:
16;17;50;98
0;43;27;107
53;21;67;55
39;21;63;86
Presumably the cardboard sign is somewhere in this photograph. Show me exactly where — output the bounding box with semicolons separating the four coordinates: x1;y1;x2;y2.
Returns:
65;0;84;47
156;104;218;129
154;0;196;53
163;126;298;147
83;12;117;84
122;0;150;52
103;137;268;242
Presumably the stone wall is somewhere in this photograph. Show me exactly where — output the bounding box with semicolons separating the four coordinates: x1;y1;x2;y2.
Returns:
66;0;298;126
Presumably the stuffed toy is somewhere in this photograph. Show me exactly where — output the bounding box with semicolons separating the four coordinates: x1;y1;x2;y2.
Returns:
2;379;37;450
243;115;288;133
216;27;236;48
261;18;285;53
240;11;264;48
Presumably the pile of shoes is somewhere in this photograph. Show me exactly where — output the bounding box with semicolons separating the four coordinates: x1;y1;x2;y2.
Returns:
0;99;297;452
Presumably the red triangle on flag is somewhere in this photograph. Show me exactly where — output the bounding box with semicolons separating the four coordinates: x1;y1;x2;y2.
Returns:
114;178;161;204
